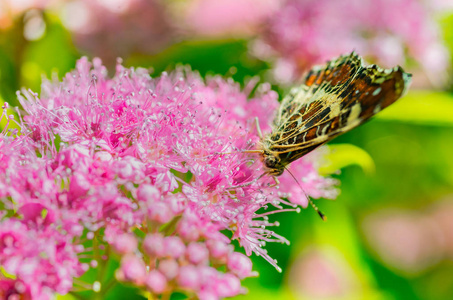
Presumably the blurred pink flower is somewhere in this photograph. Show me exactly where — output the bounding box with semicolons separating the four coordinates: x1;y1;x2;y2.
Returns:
362;209;444;274
112;233;138;254
0;57;338;298
429;199;453;256
181;0;281;37
145;270;167;294
116;255;147;285
256;0;449;84
57;0;174;66
288;247;359;298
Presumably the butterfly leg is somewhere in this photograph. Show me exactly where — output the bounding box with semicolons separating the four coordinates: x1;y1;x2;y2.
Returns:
268;176;280;188
255;117;263;139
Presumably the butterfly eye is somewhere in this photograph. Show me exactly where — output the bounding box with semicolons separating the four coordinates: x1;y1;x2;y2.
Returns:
264;155;279;169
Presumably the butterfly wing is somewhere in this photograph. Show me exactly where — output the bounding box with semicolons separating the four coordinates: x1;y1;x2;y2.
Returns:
265;52;412;165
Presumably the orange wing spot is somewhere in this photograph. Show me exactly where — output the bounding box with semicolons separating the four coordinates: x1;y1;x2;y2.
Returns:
289;114;300;122
305;74;317;86
315;71;326;85
330;65;352;86
304;126;318;141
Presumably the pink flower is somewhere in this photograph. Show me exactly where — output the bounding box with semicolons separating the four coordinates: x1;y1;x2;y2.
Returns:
116;255;147;285
149;201;174;223
177;217;202;241
164;236;186;259
58;0;174;67
177;265;201;290
113;233;138;254
227;252;256;279
145;270;167;294
0;219;83;299
198;289;219;300
362;208;443;273
215;273;243;298
158;259;180;280
143;233;166;257
137;184;161;202
207;239;232;262
181;0;280;36
288;248;357;298
1;57;339;299
186;242;210;265
257;0;449;83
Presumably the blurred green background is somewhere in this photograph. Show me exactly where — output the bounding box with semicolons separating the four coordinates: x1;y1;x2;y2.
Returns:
1;1;453;300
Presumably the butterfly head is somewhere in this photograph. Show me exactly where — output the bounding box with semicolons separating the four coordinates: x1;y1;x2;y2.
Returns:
263;150;285;176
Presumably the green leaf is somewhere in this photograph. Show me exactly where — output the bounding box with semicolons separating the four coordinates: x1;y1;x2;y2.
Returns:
375;90;453;126
0;46;18;106
126;39;268;82
320;144;375;175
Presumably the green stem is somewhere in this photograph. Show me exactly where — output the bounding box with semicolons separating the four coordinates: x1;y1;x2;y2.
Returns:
161;291;171;300
98;244;110;284
98;278;117;298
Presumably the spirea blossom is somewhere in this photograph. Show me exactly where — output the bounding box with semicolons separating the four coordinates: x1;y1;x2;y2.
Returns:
0;57;337;299
256;0;449;83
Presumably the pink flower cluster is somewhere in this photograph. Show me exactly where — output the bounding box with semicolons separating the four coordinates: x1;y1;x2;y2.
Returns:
115;232;255;298
0;0;173;66
182;0;280;37
256;0;449;83
362;199;453;274
58;0;173;67
0;57;337;299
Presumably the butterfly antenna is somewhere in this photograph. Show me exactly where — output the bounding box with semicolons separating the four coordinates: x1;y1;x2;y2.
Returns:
284;167;327;221
215;149;264;156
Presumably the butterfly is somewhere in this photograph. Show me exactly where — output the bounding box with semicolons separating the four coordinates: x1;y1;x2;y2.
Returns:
260;52;412;177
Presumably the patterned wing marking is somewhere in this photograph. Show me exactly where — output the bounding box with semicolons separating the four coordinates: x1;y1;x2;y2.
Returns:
263;52;412;167
275;52;362;128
